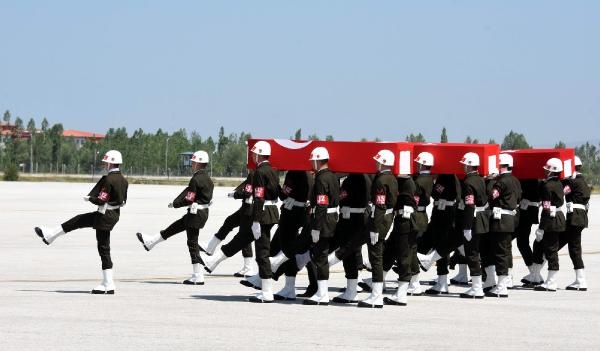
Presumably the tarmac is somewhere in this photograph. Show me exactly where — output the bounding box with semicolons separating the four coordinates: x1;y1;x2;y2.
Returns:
1;181;599;350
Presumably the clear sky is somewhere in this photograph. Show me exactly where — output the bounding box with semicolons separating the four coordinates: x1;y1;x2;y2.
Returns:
1;1;598;146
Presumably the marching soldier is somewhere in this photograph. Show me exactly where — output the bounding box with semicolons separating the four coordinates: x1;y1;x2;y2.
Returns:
516;178;545;287
486;153;521;298
559;156;590;291
457;152;489;299
204;140;280;303
327;172;370;304
534;158;567;292
358;149;398;308
136;150;214;285
411;152;434;296
304;147;340;306
382;166;417;306
423;173;461;295
269;170;312;301
201;174;256;278
482;167;499;291
35;150;128;294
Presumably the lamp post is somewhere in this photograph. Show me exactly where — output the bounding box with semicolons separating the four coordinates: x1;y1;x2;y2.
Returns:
165;137;170;179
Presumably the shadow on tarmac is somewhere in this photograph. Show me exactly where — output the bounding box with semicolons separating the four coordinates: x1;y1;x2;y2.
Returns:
17;289;91;294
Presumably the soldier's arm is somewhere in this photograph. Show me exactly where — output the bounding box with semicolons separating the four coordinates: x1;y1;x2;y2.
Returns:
251;171;266;222
311;178;328;231
462;184;476;230
368;180;387;233
89;178;112;206
538;184;552;230
174;178;197;208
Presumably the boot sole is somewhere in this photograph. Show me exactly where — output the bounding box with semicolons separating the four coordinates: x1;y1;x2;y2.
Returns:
424;289;449;295
274;294;296;301
484;292;508;298
566;287;587;291
383;297;406;306
407;292;422;296
91;290;115;295
183;280;205;285
303;300;328;306
233;273;253;278
533;287;556;292
135;233;150;252
459;294;484;299
248;296;273;303
331;297;357;304
357;282;372;292
450;280;470;286
199;246;213;256
297;291;317;298
357;301;383;308
239;280;261;290
35;227;50;245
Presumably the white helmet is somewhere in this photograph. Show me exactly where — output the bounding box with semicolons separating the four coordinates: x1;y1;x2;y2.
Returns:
414;152;434;166
499;153;514;168
574;156;582;166
487;166;499;177
191;150;209;164
309;147;329;161
374;149;395;166
543;158;563;173
102;150;123;164
251;141;271;156
460;152;480;167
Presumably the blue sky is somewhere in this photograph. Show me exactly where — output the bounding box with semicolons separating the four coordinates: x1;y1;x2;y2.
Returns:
1;1;598;146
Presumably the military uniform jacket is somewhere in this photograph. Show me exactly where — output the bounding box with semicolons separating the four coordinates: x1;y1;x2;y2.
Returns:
279;170;312;210
563;174;591;228
519;179;541;225
369;170;398;235
250;161;280;225
87;170;128;231
489;172;522;233
172;170;214;229
430;174;460;228
339;173;370;222
393;176;417;234
539;177;566;232
310;168;339;236
459;172;489;234
413;172;433;234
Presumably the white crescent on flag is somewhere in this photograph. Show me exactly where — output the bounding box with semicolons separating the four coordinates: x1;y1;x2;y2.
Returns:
274;139;313;150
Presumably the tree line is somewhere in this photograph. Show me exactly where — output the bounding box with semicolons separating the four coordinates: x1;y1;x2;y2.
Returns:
1;110;599;184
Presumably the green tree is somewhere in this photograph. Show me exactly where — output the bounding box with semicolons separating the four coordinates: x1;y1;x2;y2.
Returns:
41;118;49;131
405;133;426;142
26;118;36;132
14;117;23;130
3;110;10;124
307;133;320;141
440;127;448;143
325;135;334;141
294;129;302;140
554;141;566;149
501;130;530;150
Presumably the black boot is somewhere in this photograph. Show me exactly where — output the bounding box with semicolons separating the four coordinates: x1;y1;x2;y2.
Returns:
297;262;318;298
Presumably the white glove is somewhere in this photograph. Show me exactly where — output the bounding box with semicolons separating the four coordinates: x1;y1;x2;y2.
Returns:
168;203;174;208
189;202;198;214
251;221;261;240
463;229;472;242
227;192;235;198
370;231;379;245
311;230;320;243
83;196;90;202
535;228;544;242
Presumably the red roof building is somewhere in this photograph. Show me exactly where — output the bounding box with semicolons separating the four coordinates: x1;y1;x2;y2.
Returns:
62;129;105;148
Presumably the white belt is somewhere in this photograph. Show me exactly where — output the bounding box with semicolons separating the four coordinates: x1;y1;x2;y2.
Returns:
310;207;339;214
282;197;307;210
492;207;516;219
395;206;414;219
566;202;587;213
188;202;211;214
263;199;278;210
417;206;426;212
340;206;367;219
433;199;456;211
474;203;489;217
97;203;121;214
520;199;540;210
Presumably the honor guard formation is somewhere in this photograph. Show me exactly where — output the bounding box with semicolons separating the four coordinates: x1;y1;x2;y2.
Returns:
34;140;591;307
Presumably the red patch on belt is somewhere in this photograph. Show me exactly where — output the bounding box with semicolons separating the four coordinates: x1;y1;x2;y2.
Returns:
492;188;500;199
317;194;329;205
563;185;571;195
185;191;196;202
375;194;386;205
244;184;253;193
465;195;475;205
98;190;109;202
254;187;265;198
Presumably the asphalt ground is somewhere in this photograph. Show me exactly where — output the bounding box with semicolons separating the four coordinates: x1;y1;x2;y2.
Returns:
1;181;598;350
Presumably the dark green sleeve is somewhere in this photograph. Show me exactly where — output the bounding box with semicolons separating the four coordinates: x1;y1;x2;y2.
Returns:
311;177;328;231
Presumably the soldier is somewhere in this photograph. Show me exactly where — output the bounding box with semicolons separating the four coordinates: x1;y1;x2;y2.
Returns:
200;174;256;278
327;172;370;304
411;152;434;296
136;150;214;285
457;152;489;299
534;158;567;292
559;156;590;291
516;178;545;287
204;140;280;303
423;173;461;295
303;147;340;306
269;170;312;301
35;150;128;294
383;166;417;306
358;149;398;308
485;153;521;298
482;167;499;291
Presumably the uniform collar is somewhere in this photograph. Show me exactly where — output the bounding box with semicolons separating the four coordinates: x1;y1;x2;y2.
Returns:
466;171;478;177
378;169;391;175
257;160;270;167
500;170;511;175
316;167;330;175
108;168;120;174
419;170;431;175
